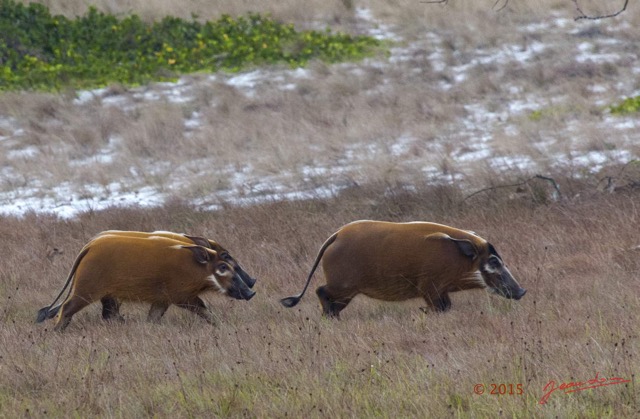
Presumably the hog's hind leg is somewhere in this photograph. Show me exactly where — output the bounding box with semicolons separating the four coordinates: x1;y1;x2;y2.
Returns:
101;296;125;322
316;286;354;319
53;295;93;332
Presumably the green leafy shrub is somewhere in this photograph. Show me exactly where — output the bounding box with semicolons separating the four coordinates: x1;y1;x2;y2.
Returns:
0;0;382;91
609;96;640;115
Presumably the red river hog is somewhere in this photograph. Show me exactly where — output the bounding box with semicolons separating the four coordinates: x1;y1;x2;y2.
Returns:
37;234;255;331
280;220;525;318
37;230;258;324
96;230;257;288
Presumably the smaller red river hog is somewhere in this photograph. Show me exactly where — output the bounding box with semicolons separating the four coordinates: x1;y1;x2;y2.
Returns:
36;234;255;331
83;230;257;323
280;220;526;318
96;230;257;288
37;230;258;324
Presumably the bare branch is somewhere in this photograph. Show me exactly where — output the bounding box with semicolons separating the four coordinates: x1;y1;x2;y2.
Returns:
534;175;562;197
420;0;629;20
463;175;562;202
572;0;629;21
597;159;640;192
493;0;509;13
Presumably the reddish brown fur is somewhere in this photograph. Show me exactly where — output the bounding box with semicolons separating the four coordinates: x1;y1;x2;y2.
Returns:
322;221;487;301
97;230;218;248
282;220;525;317
49;235;238;331
95;230;256;288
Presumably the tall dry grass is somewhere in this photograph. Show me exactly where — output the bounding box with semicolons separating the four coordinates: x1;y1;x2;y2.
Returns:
27;0;640;27
0;178;638;417
26;0;354;27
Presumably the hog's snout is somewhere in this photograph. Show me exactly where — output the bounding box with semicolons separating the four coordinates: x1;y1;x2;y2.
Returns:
245;277;257;289
228;274;256;301
496;285;526;300
229;287;255;301
236;266;257;289
243;289;256;300
512;288;527;300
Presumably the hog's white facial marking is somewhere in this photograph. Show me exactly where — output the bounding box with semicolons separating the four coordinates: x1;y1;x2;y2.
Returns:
471;270;487;287
215;267;233;278
483;263;497;274
207;274;226;293
482;255;503;274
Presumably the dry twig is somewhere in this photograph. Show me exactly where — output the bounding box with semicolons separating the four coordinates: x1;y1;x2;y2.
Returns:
572;0;629;20
464;175;562;202
421;0;629;20
493;0;509;13
597;159;640;192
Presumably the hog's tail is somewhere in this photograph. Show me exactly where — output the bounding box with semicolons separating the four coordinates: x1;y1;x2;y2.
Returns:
36;246;90;323
280;231;339;308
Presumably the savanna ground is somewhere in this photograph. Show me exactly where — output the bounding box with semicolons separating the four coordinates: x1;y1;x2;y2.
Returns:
1;179;639;417
1;0;640;417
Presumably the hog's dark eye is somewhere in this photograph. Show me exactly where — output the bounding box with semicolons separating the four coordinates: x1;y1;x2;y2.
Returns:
217;264;228;273
222;252;232;261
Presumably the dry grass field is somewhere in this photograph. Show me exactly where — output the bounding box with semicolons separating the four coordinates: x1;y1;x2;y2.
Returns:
1;0;639;417
1;178;639;417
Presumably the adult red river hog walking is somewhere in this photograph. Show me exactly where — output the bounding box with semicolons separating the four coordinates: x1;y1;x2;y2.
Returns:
37;234;255;331
280;220;526;318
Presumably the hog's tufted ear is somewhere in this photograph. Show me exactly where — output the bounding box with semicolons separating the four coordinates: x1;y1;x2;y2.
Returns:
425;232;479;260
182;245;211;264
184;235;211;249
448;237;478;260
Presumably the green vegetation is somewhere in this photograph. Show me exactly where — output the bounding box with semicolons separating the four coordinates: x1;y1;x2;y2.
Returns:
528;109;545;121
0;0;382;91
609;95;640;115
